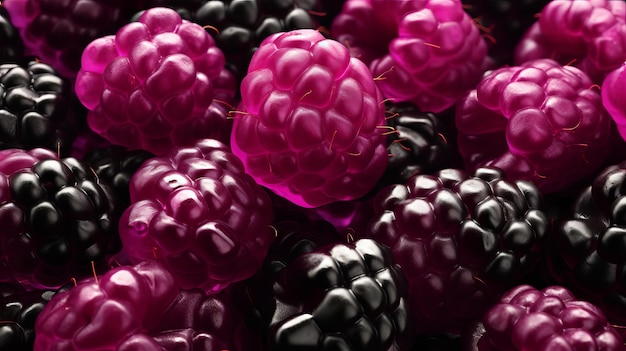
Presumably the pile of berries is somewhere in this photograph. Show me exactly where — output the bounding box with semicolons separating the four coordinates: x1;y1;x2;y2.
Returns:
0;0;626;350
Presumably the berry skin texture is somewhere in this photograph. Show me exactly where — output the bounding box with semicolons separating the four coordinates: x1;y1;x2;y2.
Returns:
0;60;77;155
2;0;135;79
547;160;626;331
455;58;611;194
332;0;489;113
75;7;237;156
250;238;413;351
602;62;626;141
514;0;626;84
475;285;624;351
119;139;275;293
231;29;388;208
364;167;548;335
0;6;24;61
0;151;121;290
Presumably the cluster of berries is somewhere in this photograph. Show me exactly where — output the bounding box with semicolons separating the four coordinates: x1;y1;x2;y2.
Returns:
0;0;625;350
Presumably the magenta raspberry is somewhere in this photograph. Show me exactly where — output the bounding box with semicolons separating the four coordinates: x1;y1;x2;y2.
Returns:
119;139;275;293
332;0;489;113
2;0;137;78
474;285;624;351
75;7;236;156
602;62;626;141
231;29;388;208
456;58;611;193
515;0;626;84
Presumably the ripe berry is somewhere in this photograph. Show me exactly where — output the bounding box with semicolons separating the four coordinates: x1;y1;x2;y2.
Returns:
0;6;24;61
75;7;237;156
119;138;275;293
456;58;611;193
231;29;388;208
363;167;548;334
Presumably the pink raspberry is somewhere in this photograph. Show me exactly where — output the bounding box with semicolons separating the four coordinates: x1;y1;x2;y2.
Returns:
75;7;237;156
515;0;626;84
34;260;259;351
119;139;275;293
602;62;626;141
231;29;388;208
473;285;624;351
2;0;136;79
332;0;489;112
456;59;611;193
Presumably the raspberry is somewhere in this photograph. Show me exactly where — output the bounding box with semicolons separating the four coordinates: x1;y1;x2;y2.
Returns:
0;6;24;61
514;0;626;84
119;138;275;293
0;286;62;351
0;151;122;289
244;238;414;351
602;62;626;141
83;145;154;208
473;285;624;350
363;167;548;335
461;0;550;66
231;29;388;208
332;0;489;113
2;0;137;78
136;0;320;81
547;160;626;331
456;58;611;194
75;7;237;156
0;60;77;156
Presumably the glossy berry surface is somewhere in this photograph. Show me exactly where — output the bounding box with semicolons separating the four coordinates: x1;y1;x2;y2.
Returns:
364;167;548;335
456;58;611;193
332;0;489;113
548;160;626;330
603;62;626;141
2;0;136;78
0;7;24;61
514;0;626;84
476;285;624;350
0;60;76;156
247;237;413;351
0;152;121;289
382;102;461;186
231;29;388;208
75;7;236;156
119;138;275;293
0;287;59;351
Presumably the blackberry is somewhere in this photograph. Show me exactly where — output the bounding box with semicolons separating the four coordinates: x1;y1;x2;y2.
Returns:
461;0;550;66
382;102;462;187
363;167;548;335
548;160;626;330
83;145;154;208
0;153;121;289
245;237;413;351
0;60;76;156
0;286;63;351
151;0;319;80
0;7;24;61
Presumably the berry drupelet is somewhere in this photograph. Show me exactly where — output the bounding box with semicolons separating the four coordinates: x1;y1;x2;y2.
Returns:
0;6;24;61
0;60;77;156
363;167;548;335
0;150;122;289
